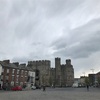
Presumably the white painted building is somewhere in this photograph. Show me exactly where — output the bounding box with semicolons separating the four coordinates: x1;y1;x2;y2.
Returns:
27;71;35;87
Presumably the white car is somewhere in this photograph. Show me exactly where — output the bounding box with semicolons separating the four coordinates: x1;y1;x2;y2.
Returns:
31;86;36;90
72;83;78;88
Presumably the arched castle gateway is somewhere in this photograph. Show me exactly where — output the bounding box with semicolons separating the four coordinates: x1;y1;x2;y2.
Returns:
27;57;74;87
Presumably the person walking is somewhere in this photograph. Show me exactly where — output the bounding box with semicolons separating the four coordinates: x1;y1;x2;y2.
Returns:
43;85;46;91
86;84;89;91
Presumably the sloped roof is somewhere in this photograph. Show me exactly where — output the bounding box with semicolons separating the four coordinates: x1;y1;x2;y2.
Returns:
0;61;33;71
0;61;10;67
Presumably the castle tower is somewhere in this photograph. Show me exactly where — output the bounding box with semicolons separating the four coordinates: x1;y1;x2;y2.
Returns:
55;57;61;86
66;59;74;86
66;59;71;65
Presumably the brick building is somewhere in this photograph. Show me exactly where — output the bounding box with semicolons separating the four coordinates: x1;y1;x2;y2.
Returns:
0;60;35;90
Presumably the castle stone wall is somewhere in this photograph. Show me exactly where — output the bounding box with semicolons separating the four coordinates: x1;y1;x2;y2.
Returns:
27;58;74;87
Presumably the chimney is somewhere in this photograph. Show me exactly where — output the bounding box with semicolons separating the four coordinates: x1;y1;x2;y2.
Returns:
20;63;26;67
3;60;10;64
13;62;19;67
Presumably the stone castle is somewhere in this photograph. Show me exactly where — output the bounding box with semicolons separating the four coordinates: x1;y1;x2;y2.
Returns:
27;57;74;87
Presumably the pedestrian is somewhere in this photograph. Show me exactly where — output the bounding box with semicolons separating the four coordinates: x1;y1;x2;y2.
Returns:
86;84;89;91
43;85;46;91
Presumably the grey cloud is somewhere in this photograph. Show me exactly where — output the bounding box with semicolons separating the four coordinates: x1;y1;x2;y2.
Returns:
0;0;100;78
12;56;31;63
12;51;51;64
0;0;42;39
41;0;84;18
52;18;100;59
32;42;42;46
14;20;36;39
9;0;38;18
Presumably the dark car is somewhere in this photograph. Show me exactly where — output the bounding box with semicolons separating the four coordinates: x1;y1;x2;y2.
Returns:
36;86;41;89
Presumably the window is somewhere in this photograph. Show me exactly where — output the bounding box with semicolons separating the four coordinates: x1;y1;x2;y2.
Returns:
12;76;14;81
1;75;3;79
32;73;34;76
1;72;3;75
16;82;18;85
2;68;4;72
30;77;33;83
12;69;15;74
16;77;19;82
5;76;9;80
17;75;19;78
25;71;27;75
20;82;23;86
21;70;23;74
11;81;14;86
17;70;19;74
7;69;9;73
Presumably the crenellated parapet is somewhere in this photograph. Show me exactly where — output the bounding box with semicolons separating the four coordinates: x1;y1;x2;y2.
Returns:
27;60;51;73
28;61;33;65
55;57;61;67
66;59;71;65
35;60;51;67
28;60;50;66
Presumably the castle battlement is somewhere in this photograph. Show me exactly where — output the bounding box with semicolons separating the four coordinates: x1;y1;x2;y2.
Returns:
28;60;51;67
66;59;71;65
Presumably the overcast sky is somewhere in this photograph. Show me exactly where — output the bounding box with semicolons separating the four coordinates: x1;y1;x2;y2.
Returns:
0;0;100;78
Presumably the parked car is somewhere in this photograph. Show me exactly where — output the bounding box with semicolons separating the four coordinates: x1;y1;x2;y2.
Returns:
36;85;41;89
72;83;78;88
31;86;36;90
11;86;22;91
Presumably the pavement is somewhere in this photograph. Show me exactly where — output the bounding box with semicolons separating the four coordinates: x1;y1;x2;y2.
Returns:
0;87;100;100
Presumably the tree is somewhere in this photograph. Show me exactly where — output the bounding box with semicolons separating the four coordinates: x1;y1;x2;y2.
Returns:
85;77;90;85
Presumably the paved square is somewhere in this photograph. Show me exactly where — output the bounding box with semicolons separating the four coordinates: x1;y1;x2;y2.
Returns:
0;87;100;100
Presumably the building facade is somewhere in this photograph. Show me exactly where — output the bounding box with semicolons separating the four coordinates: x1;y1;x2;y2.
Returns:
0;60;35;90
0;57;74;88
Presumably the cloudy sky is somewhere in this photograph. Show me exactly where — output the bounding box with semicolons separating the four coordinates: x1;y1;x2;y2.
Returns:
0;0;100;78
